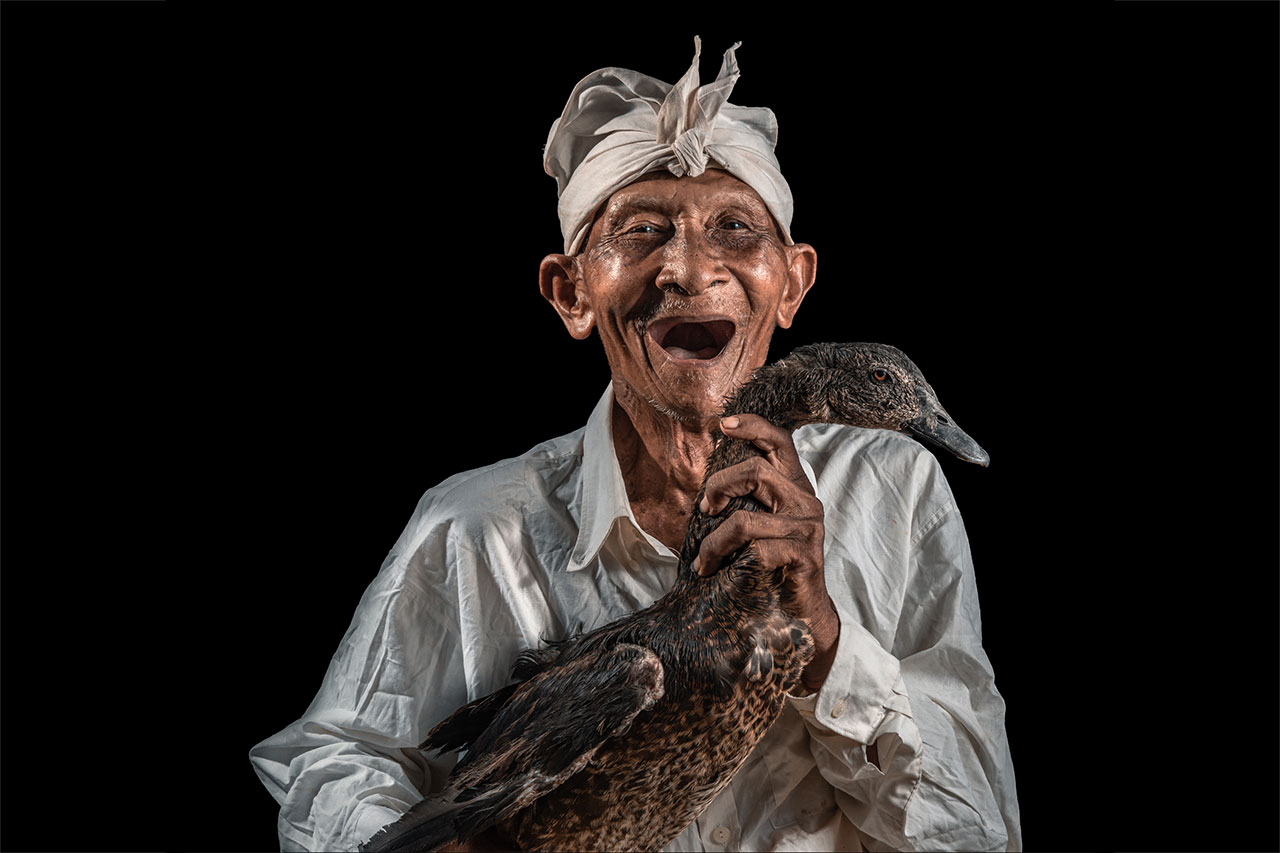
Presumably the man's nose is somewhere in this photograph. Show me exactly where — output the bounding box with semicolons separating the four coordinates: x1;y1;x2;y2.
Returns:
655;225;728;296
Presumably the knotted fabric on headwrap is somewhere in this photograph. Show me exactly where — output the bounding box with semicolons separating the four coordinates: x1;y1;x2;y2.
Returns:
544;37;794;254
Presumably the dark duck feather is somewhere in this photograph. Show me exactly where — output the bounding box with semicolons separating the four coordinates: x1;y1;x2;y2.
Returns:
361;342;988;853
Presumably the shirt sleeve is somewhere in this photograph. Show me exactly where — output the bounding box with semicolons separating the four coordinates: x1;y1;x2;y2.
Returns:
790;431;1021;851
248;509;472;852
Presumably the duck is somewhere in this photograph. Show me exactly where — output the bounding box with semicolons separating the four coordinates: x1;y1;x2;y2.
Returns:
360;341;989;853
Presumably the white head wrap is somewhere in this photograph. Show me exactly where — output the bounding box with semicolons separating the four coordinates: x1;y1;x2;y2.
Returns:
544;37;794;254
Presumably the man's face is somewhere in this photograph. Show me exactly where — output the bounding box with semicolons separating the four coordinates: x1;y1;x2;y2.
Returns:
549;170;815;424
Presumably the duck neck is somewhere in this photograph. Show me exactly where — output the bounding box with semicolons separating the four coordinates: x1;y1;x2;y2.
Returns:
667;368;835;586
720;366;832;432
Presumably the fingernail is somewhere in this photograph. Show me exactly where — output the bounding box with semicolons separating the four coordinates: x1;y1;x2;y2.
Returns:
692;557;703;575
721;415;740;429
699;496;710;513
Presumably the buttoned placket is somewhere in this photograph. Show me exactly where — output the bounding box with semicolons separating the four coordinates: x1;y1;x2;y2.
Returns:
694;782;740;852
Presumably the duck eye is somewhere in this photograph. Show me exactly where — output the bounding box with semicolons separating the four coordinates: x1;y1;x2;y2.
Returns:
871;368;890;383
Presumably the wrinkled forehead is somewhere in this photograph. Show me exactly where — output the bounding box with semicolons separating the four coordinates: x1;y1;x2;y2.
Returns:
609;169;767;207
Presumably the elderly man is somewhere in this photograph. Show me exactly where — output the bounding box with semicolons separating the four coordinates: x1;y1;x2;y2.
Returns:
250;39;1020;852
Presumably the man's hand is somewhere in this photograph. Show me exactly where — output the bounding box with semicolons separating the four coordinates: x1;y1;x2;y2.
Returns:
690;414;841;692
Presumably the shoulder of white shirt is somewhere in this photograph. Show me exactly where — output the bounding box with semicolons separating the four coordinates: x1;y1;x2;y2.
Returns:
795;422;942;469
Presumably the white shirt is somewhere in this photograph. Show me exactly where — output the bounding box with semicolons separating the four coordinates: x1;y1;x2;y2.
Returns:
249;387;1020;852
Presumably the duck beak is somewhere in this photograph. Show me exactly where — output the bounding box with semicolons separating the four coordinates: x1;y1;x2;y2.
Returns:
904;404;990;467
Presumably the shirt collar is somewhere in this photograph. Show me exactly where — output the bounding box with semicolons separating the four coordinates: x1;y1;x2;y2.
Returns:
567;385;676;572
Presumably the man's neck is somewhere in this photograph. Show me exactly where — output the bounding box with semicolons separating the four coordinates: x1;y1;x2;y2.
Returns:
609;379;717;553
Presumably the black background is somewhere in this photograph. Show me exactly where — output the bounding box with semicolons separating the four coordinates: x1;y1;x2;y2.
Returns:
1;4;1276;852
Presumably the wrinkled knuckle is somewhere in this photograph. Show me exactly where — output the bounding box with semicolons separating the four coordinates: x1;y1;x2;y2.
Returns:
756;541;784;569
706;517;735;547
788;526;815;550
700;532;727;560
789;547;820;574
727;508;755;534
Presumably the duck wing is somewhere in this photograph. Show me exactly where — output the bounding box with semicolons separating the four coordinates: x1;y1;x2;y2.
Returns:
414;643;567;758
360;643;665;852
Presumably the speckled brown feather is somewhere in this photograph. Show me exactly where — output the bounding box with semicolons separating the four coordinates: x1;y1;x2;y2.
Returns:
361;342;985;853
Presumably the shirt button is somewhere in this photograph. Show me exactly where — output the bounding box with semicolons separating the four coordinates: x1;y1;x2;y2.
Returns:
831;697;848;718
710;825;731;845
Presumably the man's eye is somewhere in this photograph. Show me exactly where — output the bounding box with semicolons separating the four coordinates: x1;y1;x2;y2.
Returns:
722;220;747;230
629;224;661;234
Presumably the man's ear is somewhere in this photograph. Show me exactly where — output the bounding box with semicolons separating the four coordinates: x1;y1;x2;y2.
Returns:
775;242;817;329
539;253;596;340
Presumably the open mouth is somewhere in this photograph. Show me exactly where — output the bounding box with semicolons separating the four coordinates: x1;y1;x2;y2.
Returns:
647;317;737;361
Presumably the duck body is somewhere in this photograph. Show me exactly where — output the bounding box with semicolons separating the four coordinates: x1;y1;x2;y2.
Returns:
361;343;987;853
368;515;812;853
494;605;811;852
490;499;815;852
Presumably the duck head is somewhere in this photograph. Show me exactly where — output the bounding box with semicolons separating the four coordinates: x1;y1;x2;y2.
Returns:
760;342;990;467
